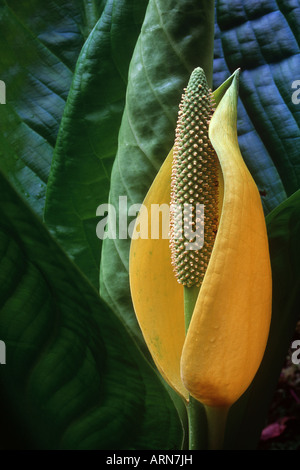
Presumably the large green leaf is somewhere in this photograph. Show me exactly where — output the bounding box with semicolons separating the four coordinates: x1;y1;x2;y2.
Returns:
0;170;183;450
44;0;149;289
100;0;215;345
0;0;106;218
225;189;300;449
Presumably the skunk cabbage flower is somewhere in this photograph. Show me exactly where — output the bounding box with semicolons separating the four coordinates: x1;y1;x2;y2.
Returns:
129;68;272;418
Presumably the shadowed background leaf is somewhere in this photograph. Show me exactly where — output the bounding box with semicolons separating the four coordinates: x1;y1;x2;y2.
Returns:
0;170;183;450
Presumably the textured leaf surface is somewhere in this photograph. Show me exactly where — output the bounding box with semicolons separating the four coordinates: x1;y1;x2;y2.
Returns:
213;0;300;214
0;171;183;450
100;0;215;345
44;0;148;289
225;189;300;449
0;0;106;217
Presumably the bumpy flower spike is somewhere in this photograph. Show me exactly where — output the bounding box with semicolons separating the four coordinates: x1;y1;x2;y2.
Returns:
170;68;219;288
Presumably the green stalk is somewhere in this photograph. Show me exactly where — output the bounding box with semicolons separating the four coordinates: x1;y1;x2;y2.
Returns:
186;396;207;450
183;285;199;333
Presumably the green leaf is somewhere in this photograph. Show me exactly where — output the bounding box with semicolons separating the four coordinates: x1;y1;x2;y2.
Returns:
44;0;149;289
0;170;183;450
225;189;300;449
0;0;105;218
100;0;215;346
